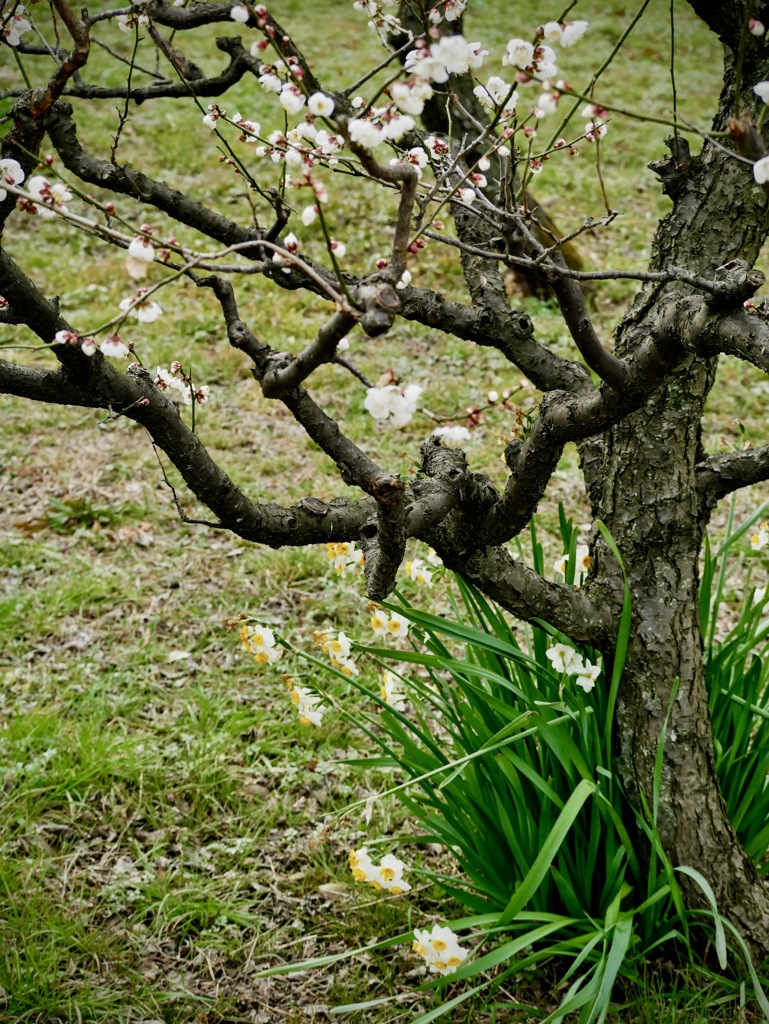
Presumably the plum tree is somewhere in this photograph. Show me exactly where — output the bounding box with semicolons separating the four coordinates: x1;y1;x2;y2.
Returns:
3;0;769;955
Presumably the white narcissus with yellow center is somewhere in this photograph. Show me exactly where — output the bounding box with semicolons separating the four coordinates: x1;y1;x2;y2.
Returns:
412;924;468;975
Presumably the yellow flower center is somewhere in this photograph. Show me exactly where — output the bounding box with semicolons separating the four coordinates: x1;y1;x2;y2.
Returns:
448;956;462;966
433;960;447;971
371;615;383;630
254;652;269;665
380;867;395;880
432;940;447;952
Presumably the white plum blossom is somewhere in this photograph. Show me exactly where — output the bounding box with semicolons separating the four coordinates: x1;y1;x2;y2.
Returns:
128;234;155;263
0;158;24;201
384;114;416;141
258;67;283;93
308;92;335;117
301;204;318;225
80;337;98;356
119;289;162;322
241;623;282;666
363;383;422;427
391;79;434;115
380;670;408;711
585;121;608;142
502;38;534;69
754;156;769;185
396;270;412;290
443;0;467;20
116;10;149;32
348;118;383;148
456;187;476;205
560;20;588;46
279;84;306;115
537;92;559;116
1;4;31;45
100;335;129;358
230;3;249;21
406;34;487;83
433;424;471;446
754;81;769;104
26;176;72;218
202;104;224;129
542;20;563;44
474;76;517;116
155;365;187;396
749;18;765;36
412;925;468;975
532;43;558;80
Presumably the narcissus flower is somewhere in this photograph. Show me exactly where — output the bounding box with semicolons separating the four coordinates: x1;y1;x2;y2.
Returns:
370;609;409;639
545;642;581;675
241;623;282;665
404;559;433;587
412;925;468;975
380;670;407;711
574;660;600;692
752;522;769;549
349;847;411;893
289;684;326;726
554;545;591;581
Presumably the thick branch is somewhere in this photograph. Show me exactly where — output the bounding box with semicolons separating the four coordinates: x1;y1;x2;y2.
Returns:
697;447;769;505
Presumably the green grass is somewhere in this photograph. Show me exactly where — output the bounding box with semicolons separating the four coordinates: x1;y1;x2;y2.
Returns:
3;0;769;1020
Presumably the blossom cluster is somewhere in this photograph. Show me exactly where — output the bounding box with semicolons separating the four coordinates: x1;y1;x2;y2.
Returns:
326;541;365;577
240;623;282;665
363;384;422;427
403;558;433;587
52;329;129;359
16;175;72;219
349;847;411;894
412;924;469;975
370;608;409;639
545;642;601;693
314;629;358;675
154;364;210;405
1;4;31;45
380;670;407;711
288;681;326;726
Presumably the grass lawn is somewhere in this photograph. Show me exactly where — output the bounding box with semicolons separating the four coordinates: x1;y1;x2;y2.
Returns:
2;0;769;1020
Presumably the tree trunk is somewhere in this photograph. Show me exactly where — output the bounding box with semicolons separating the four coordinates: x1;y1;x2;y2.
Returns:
596;133;769;951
